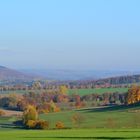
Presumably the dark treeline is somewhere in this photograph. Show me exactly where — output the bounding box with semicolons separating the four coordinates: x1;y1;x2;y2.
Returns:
68;75;140;88
0;74;140;91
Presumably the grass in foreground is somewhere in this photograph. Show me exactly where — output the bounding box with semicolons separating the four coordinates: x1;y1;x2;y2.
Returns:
1;103;140;140
0;129;140;140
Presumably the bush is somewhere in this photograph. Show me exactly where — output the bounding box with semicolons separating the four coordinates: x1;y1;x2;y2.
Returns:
25;120;49;129
54;107;61;112
55;121;65;129
35;120;49;129
26;120;37;129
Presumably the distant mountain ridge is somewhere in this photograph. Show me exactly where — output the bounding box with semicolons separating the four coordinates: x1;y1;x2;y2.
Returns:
74;74;140;86
0;66;33;82
21;69;140;81
1;66;140;85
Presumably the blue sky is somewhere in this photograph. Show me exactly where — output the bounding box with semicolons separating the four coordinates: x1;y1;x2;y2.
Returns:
0;0;140;70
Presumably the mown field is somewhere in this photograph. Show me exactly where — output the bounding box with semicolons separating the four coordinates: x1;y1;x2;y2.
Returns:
1;129;140;140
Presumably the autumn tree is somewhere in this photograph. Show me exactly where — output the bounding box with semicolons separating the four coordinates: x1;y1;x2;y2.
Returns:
0;110;5;116
49;100;60;112
32;81;42;90
75;95;85;108
23;105;38;124
59;85;68;95
126;85;140;104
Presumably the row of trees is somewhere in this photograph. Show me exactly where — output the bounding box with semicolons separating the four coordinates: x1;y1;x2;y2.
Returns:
0;79;131;92
0;91;127;112
0;82;69;92
0;85;139;113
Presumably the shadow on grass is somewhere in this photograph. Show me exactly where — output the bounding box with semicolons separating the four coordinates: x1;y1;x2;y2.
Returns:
23;136;140;139
0;123;24;129
78;103;140;113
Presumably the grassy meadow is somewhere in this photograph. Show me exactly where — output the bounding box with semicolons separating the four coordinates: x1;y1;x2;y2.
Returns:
1;129;140;140
40;104;140;129
68;87;128;95
1;103;140;139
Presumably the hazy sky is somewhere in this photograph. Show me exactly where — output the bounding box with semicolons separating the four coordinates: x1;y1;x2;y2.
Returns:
0;0;140;70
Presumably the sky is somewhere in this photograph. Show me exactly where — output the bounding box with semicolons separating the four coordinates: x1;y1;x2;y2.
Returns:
0;0;140;70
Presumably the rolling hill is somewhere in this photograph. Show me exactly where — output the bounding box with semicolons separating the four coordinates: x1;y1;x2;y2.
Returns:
0;66;35;85
0;66;31;80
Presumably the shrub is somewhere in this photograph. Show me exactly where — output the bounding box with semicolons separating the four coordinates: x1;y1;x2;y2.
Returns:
26;120;37;129
55;121;65;129
42;109;49;114
35;120;49;129
25;120;49;129
54;107;61;112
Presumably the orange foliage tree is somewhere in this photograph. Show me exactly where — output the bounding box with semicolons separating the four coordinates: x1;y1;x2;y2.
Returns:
126;85;140;104
55;121;65;129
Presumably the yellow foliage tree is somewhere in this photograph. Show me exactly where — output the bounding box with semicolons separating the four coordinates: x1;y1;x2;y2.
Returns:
23;105;38;124
59;85;68;95
126;85;140;104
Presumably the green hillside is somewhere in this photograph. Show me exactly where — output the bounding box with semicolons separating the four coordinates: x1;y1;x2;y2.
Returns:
0;104;140;139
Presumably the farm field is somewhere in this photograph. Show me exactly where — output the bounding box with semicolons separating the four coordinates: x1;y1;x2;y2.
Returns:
0;87;129;96
68;87;128;95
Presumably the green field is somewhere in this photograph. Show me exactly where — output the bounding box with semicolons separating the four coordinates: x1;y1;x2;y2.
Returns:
1;105;140;130
1;104;140;139
1;129;140;140
0;90;28;94
39;104;140;129
68;88;128;95
0;87;128;96
2;104;140;130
